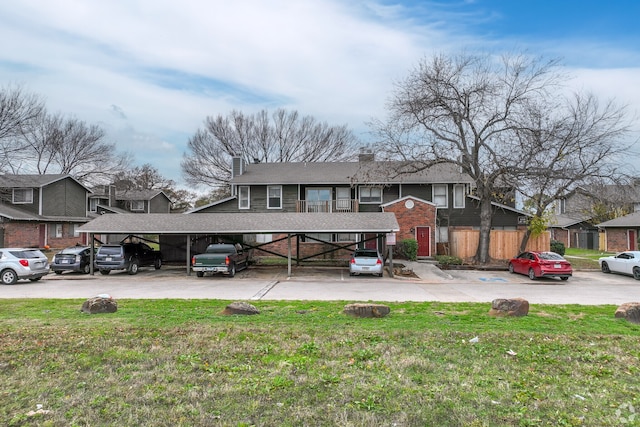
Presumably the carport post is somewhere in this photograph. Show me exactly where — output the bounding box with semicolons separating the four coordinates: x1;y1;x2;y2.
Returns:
90;233;95;275
287;233;292;277
186;234;191;276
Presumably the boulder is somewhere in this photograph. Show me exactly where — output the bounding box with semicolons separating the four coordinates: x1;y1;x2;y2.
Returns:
488;298;529;317
615;302;640;324
222;301;260;315
343;303;390;318
81;296;117;314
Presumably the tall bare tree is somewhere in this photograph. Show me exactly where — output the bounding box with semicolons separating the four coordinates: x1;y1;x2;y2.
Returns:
373;51;631;263
181;108;360;187
7;112;130;185
0;85;45;169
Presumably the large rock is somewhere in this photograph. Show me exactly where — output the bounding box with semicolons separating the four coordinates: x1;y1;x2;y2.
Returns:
222;301;260;315
343;303;390;318
615;302;640;324
81;296;117;314
488;298;529;317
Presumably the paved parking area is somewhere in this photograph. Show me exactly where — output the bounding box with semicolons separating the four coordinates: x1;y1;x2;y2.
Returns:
2;263;640;305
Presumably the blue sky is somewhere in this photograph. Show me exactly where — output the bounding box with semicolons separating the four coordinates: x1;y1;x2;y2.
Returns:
1;0;639;190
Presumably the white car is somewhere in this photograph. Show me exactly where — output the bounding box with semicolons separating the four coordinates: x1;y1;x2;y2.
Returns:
0;248;50;285
349;249;384;277
599;251;640;280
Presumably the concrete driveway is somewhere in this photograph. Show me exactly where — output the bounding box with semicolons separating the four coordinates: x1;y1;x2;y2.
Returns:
1;263;639;305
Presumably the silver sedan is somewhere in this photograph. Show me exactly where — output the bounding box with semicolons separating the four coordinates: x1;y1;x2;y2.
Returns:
349;249;384;277
0;248;50;285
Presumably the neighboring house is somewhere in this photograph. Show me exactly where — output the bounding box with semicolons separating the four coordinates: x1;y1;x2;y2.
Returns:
88;186;173;215
0;174;92;248
596;212;640;252
550;183;640;250
189;155;527;259
88;186;173;244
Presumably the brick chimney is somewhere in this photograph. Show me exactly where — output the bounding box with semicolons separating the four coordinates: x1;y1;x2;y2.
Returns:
358;147;374;162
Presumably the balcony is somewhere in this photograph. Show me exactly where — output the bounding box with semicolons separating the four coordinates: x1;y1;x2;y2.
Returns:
296;199;359;213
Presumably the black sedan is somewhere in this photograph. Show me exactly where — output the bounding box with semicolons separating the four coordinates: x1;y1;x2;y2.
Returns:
51;246;93;274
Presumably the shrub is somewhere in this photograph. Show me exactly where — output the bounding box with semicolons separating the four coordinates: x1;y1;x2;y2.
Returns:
435;255;463;266
396;239;418;261
550;240;565;256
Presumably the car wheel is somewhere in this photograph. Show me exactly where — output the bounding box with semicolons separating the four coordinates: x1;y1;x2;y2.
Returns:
196;271;204;278
128;260;139;275
633;267;640;280
560;276;569;281
228;264;236;278
508;263;515;274
82;264;91;274
1;269;18;285
54;270;63;275
528;268;536;280
601;262;610;273
100;269;110;275
154;258;162;270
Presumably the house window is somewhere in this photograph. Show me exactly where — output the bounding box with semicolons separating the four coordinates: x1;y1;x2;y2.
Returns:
89;198;98;212
359;187;382;203
305;233;333;242
72;224;81;237
12;188;33;204
238;186;250;209
130;200;144;211
337;233;357;242
267;186;282;209
336;187;351;211
50;223;63;238
306;188;331;212
453;184;465;209
432;184;448;208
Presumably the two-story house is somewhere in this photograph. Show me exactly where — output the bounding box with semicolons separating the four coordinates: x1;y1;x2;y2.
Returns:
88;186;172;215
0;174;91;248
189;155;527;259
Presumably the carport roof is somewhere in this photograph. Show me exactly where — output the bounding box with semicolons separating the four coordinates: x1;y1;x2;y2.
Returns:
77;212;400;234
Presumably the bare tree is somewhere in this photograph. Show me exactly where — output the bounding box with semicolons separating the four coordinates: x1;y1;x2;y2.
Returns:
181;108;360;187
373;51;631;263
514;93;632;251
0;85;45;170
6;111;131;185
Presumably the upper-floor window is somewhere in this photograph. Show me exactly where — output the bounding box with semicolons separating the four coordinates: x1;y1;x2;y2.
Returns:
238;186;250;209
432;184;448;208
89;198;98;212
267;186;282;209
359;187;382;203
453;184;466;209
130;200;145;211
13;188;33;204
555;198;566;214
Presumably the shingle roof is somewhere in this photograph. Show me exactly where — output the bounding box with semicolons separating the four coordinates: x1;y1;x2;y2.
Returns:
0;203;88;222
549;213;594;228
78;212;400;234
230;161;473;185
597;212;640;228
0;174;91;192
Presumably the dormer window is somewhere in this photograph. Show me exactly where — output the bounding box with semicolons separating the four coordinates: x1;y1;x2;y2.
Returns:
12;188;33;204
130;200;145;211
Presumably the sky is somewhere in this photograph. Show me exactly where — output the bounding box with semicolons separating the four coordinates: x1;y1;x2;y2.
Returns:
1;0;640;191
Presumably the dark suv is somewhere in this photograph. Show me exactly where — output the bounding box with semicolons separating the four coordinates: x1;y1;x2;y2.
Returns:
94;242;162;275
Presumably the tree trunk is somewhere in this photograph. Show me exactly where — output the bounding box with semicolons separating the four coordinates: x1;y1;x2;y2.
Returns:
518;228;532;254
475;197;493;264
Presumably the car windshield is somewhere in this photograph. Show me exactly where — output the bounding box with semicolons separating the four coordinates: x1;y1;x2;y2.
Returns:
60;247;84;254
538;252;564;260
354;250;379;258
8;250;44;258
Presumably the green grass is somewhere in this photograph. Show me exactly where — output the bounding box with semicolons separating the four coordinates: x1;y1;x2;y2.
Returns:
1;299;639;426
564;248;613;270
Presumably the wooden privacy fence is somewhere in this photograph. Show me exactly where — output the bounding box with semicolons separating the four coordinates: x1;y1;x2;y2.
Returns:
449;230;551;261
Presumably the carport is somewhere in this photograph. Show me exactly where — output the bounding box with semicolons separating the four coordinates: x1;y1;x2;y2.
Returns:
77;212;400;277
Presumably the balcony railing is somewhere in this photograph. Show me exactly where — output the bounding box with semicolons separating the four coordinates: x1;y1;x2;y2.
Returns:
296;199;359;213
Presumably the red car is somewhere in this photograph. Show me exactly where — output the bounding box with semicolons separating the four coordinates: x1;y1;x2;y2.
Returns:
508;251;572;281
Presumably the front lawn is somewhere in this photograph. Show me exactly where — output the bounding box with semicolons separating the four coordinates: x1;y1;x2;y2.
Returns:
1;299;639;426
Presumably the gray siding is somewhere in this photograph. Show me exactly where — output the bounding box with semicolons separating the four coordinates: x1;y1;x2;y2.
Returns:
41;179;87;217
150;195;171;213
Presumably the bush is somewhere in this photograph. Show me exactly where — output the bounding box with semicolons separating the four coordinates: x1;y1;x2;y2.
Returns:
550;240;565;256
435;255;463;266
396;239;418;261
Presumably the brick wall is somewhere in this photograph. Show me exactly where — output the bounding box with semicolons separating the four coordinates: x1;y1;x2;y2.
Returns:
2;223;40;248
383;198;436;256
606;228;630;252
252;234;355;261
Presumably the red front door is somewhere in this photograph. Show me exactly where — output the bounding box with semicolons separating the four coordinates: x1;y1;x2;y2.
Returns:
416;226;430;257
629;230;637;250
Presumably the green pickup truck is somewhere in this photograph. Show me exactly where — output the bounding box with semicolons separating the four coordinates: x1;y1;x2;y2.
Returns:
191;243;250;277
